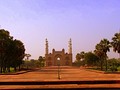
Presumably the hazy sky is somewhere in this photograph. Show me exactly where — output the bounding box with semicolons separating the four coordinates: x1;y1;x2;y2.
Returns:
0;0;120;60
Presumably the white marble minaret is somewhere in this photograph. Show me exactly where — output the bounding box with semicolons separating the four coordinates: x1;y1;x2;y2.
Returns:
68;38;72;54
45;38;49;54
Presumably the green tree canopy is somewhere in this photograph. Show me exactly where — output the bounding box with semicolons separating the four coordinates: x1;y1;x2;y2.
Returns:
38;56;45;68
0;29;25;73
84;52;99;66
94;39;111;70
76;51;85;61
111;32;120;58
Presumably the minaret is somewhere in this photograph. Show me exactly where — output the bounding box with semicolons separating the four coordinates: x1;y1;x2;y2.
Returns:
45;38;49;54
68;38;72;54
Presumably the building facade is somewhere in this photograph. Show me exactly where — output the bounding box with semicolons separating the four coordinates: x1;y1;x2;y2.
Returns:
45;39;72;66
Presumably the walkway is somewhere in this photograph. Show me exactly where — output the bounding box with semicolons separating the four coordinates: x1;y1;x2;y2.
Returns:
0;66;120;89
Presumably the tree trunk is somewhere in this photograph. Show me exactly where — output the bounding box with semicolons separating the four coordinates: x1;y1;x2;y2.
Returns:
40;61;42;70
19;65;20;71
100;60;103;71
105;59;107;71
7;67;10;72
3;67;6;73
0;67;2;73
14;67;16;72
27;66;28;69
1;67;3;73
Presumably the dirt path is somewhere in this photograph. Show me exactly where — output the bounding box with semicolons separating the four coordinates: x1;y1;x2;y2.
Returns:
0;66;120;81
0;66;120;89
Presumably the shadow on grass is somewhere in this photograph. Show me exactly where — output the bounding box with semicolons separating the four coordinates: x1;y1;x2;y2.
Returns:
0;68;38;75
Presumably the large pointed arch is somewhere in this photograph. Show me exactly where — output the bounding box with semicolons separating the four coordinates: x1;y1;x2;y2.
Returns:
54;54;63;66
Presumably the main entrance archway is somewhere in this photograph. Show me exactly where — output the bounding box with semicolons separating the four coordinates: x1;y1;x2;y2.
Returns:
54;54;62;66
45;49;72;66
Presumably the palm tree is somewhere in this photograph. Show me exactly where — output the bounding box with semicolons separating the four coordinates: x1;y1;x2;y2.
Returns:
38;56;45;69
94;44;105;70
25;54;31;60
24;54;31;69
100;39;111;71
111;32;120;58
95;39;111;70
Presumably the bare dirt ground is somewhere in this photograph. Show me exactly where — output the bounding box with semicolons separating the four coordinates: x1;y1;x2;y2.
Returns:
0;66;120;89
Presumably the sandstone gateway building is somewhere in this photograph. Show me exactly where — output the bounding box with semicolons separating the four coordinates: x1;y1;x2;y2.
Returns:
45;39;72;66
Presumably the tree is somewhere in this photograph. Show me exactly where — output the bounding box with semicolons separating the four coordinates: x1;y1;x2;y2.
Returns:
21;59;44;68
84;52;99;66
5;39;15;72
94;39;111;70
75;51;85;66
0;29;13;73
11;39;25;71
24;54;31;69
76;51;85;61
107;58;120;71
76;53;81;61
0;29;25;73
111;32;120;58
38;56;45;69
94;49;104;70
79;51;85;61
25;54;31;60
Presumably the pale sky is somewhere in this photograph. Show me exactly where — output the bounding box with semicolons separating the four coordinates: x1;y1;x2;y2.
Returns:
0;0;120;61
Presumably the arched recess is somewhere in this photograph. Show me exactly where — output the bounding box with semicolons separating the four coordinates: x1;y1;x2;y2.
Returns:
65;56;69;65
54;54;62;66
65;57;69;60
48;57;51;60
48;57;52;66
